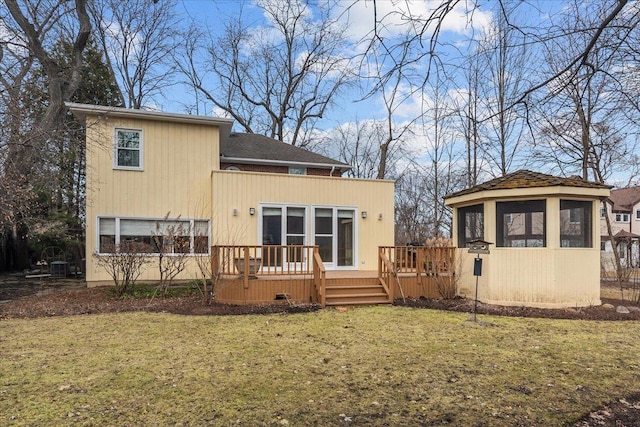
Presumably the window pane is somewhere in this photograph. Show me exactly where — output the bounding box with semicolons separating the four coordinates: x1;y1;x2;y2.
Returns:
560;200;592;248
315;208;332;234
316;236;333;262
337;210;354;266
99;218;115;234
194;236;209;254
457;204;483;248
117;148;140;167
262;208;281;245
99;235;116;253
287;207;305;235
194;220;209;236
117;130;140;148
286;236;304;262
496;200;546;247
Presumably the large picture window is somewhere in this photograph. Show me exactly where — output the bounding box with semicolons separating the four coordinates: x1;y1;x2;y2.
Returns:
560;200;592;248
98;217;209;254
457;204;484;248
496;200;546;247
115;128;142;170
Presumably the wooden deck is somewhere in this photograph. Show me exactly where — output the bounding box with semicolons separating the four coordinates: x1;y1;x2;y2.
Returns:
212;246;456;306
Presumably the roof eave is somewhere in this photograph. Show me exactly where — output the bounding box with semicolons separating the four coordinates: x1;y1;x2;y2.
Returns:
220;156;352;171
445;185;611;207
65;102;234;128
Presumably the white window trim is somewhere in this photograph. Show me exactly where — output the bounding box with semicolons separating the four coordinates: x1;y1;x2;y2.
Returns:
311;204;358;270
96;216;210;255
636;209;640;220
114;128;144;171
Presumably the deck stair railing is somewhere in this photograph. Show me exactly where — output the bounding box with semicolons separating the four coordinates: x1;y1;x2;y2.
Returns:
312;248;326;306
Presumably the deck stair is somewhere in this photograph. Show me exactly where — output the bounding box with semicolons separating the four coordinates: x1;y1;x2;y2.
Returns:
324;278;390;306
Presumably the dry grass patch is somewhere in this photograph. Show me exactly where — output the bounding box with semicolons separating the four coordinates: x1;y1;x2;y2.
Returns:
1;307;640;426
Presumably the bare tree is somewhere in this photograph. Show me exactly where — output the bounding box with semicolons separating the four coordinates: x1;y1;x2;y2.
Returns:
151;215;191;295
89;0;178;109
5;0;91;131
475;3;530;176
93;241;152;297
179;0;353;147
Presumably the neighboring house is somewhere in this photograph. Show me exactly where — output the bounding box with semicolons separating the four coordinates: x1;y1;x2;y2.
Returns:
600;186;640;268
66;103;395;287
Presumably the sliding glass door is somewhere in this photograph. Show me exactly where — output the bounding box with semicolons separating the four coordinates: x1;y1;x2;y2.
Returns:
260;204;356;270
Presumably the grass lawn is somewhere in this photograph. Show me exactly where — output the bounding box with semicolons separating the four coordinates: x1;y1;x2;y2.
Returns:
1;306;639;426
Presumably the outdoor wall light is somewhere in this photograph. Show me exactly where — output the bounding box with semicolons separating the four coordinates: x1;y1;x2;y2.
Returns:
233;208;238;216
249;207;256;216
378;213;383;220
361;211;367;219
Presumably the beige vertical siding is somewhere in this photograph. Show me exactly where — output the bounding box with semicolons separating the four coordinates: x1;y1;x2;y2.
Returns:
211;170;395;271
85;114;220;283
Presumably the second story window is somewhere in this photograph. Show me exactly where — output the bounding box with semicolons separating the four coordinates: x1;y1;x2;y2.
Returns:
115;128;143;170
288;166;306;175
615;213;630;223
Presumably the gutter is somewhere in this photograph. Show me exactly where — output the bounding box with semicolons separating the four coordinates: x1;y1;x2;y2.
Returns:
220;155;352;171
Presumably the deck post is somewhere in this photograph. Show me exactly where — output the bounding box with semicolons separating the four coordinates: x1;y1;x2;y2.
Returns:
243;246;249;289
211;246;219;281
416;246;423;288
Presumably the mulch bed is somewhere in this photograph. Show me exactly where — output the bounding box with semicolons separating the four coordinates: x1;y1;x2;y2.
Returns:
0;287;320;319
395;296;640;321
1;284;639;426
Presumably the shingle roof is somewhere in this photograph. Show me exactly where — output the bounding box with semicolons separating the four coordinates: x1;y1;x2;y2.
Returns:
608;186;640;212
220;133;350;169
445;170;611;199
614;229;640;239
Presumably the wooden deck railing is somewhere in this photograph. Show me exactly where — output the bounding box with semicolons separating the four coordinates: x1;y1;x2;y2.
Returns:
213;245;317;274
212;245;320;292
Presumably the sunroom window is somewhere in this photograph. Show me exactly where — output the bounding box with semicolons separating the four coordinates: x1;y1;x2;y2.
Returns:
496;200;546;247
457;204;484;248
560;200;592;248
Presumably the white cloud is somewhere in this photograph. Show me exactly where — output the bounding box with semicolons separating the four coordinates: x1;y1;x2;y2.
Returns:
335;0;492;43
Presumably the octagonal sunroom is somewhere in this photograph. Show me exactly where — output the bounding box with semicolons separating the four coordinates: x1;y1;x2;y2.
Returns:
444;170;611;309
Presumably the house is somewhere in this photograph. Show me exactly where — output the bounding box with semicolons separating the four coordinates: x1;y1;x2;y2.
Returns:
66;103;396;301
600;186;640;268
445;170;610;308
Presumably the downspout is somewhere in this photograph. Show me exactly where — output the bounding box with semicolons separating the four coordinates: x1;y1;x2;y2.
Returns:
330;166;335;177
